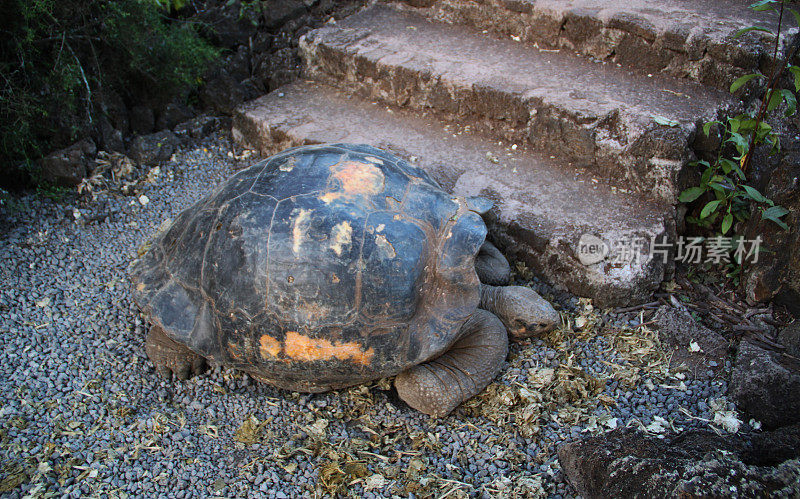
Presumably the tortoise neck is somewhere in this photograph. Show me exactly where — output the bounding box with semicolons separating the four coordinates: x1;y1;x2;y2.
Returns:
479;284;501;311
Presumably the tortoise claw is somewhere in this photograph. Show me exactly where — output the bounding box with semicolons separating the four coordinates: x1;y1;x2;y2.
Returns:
146;326;206;382
176;366;191;380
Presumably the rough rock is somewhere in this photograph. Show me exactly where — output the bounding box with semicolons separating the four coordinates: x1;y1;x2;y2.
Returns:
234;81;670;307
96;116;126;153
226;45;252;83
558;427;800;499
299;4;737;203
729;340;800;430
253;47;301;90
40;139;97;186
156;103;194;132
778;324;800;358
128;131;181;166
196;0;258;48
97;89;130;134
200;68;262;115
174;116;219;142
262;0;307;29
130;106;155;135
651;306;729;379
741;144;800;315
411;0;783;91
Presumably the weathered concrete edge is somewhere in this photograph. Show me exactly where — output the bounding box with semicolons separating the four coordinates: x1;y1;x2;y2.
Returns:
398;0;775;91
232;102;672;308
299;24;709;204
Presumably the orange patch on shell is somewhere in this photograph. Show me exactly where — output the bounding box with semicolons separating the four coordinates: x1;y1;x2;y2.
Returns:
321;161;384;203
284;331;374;365
259;334;281;359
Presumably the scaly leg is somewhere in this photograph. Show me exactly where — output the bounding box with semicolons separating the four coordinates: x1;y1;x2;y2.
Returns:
145;325;206;380
395;309;508;417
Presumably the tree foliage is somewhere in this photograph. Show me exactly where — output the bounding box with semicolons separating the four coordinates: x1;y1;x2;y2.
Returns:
0;0;219;177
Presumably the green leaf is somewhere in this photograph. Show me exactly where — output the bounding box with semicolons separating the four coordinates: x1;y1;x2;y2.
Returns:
652;115;680;127
701;200;723;219
679;186;706;203
766;89;782;112
730;74;761;93
763;205;790;219
782;89;797;116
734;26;773;38
701;167;714;185
789;66;800;93
703;121;721;137
762;205;790;230
728;132;749;155
720;158;739;175
728;116;741;133
694;159;711;169
789;8;800;29
722;213;734;234
750;0;777;10
738;118;759;131
741;185;768;203
709;182;729;193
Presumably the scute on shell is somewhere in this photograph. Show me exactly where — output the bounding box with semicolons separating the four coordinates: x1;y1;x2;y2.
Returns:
130;144;488;391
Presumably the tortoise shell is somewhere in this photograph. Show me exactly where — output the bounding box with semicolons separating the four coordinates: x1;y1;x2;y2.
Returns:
131;144;488;391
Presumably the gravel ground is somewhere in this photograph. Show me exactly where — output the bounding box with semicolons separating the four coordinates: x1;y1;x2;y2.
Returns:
0;131;734;498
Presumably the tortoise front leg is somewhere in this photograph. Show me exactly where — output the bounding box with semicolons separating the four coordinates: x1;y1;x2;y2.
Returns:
474;241;511;286
146;325;207;380
395;309;508;417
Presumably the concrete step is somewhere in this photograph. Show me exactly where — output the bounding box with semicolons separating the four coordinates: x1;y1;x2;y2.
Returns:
299;4;738;203
408;0;784;90
233;81;673;307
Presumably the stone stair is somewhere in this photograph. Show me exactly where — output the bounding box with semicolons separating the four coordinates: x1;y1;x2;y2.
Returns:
413;0;781;91
232;0;773;307
299;4;738;203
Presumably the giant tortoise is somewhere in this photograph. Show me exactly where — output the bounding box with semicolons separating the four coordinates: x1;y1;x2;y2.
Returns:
130;144;558;416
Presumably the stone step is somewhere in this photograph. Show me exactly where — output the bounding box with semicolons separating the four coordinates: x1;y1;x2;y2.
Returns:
299;4;738;203
407;0;784;90
233;81;673;307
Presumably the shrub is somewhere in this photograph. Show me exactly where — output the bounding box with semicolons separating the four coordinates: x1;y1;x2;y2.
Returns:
0;0;219;183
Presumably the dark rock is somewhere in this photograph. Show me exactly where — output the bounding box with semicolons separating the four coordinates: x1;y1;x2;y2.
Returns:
200;68;261;115
197;0;258;49
130;106;155;135
226;45;252;82
156;103;194;132
747;423;800;466
558;427;800;499
741;143;800;312
254;47;299;91
97;117;126;153
128;131;181;165
174;116;219;142
729;340;800;429
652;306;730;379
778;324;800;358
40;139;97;186
262;0;307;29
98;89;130;134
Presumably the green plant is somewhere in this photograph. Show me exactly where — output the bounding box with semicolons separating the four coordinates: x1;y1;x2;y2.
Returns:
681;0;797;234
0;0;219;183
